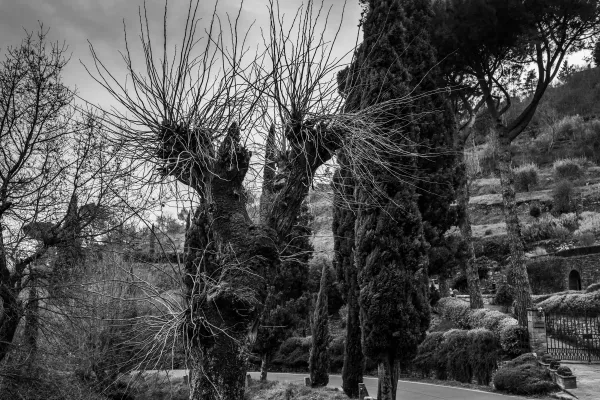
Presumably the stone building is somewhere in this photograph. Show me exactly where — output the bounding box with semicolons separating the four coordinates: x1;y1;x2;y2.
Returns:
527;246;600;293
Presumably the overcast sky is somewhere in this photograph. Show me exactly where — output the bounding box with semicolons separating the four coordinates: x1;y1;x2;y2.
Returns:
0;0;363;110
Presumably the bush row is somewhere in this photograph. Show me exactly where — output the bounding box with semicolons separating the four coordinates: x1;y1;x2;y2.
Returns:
437;298;528;356
537;283;600;316
414;328;500;385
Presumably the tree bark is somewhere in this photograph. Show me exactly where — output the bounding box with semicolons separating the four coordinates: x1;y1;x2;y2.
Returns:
377;355;399;400
342;264;364;398
456;167;484;309
0;291;22;363
259;353;269;381
497;136;532;325
188;332;248;400
171;121;337;400
439;277;450;298
309;262;330;388
24;280;39;368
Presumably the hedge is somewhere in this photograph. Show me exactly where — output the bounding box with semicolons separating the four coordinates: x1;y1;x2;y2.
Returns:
537;286;600;317
415;328;500;385
493;353;558;395
437;298;528;356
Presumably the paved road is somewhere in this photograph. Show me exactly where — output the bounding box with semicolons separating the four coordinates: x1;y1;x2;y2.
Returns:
148;370;524;399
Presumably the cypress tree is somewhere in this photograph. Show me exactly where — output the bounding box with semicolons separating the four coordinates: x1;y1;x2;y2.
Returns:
399;0;463;305
309;262;330;387
332;152;364;398
340;0;456;398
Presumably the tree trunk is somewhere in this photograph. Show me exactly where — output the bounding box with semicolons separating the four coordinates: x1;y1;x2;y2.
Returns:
0;222;22;363
439;277;450;298
377;354;399;400
0;292;21;363
260;353;269;381
309;263;330;388
188;332;248;400
497;136;533;325
24;281;39;369
342;260;364;398
178;125;279;400
456;167;484;309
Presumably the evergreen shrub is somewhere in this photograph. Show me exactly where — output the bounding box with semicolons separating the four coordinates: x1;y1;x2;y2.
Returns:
493;354;558;395
468;328;500;385
442;330;472;383
437;298;527;356
414;328;500;384
438;297;470;328
414;332;447;379
537;289;600;317
556;366;572;376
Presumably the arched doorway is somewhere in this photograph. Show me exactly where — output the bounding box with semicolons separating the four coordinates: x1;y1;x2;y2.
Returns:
569;270;582;291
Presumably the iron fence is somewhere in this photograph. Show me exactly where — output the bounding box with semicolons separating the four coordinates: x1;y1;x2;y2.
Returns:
545;312;600;362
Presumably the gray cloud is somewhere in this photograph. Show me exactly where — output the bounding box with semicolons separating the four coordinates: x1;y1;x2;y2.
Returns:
0;0;362;109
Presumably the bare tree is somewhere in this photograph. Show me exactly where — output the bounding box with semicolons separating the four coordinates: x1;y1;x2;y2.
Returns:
0;26;146;365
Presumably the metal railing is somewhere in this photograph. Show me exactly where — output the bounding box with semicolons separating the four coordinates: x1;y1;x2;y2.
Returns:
545;312;600;362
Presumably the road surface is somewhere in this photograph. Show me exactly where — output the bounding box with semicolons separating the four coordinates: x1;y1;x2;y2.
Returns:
146;370;525;399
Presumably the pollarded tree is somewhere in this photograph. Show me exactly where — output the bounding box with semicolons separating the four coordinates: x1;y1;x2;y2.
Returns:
309;261;330;387
433;0;600;325
88;1;420;398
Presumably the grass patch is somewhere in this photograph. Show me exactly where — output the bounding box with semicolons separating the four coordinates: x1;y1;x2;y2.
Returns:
245;381;348;400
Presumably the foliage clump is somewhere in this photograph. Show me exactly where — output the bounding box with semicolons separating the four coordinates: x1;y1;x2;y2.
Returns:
556;366;573;376
513;163;539;192
537;288;600;316
526;257;567;294
415;328;500;385
553;157;587;181
437;298;528;356
585;282;600;293
553;181;577;215
493;354;558;395
245;381;348;400
493;281;514;311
